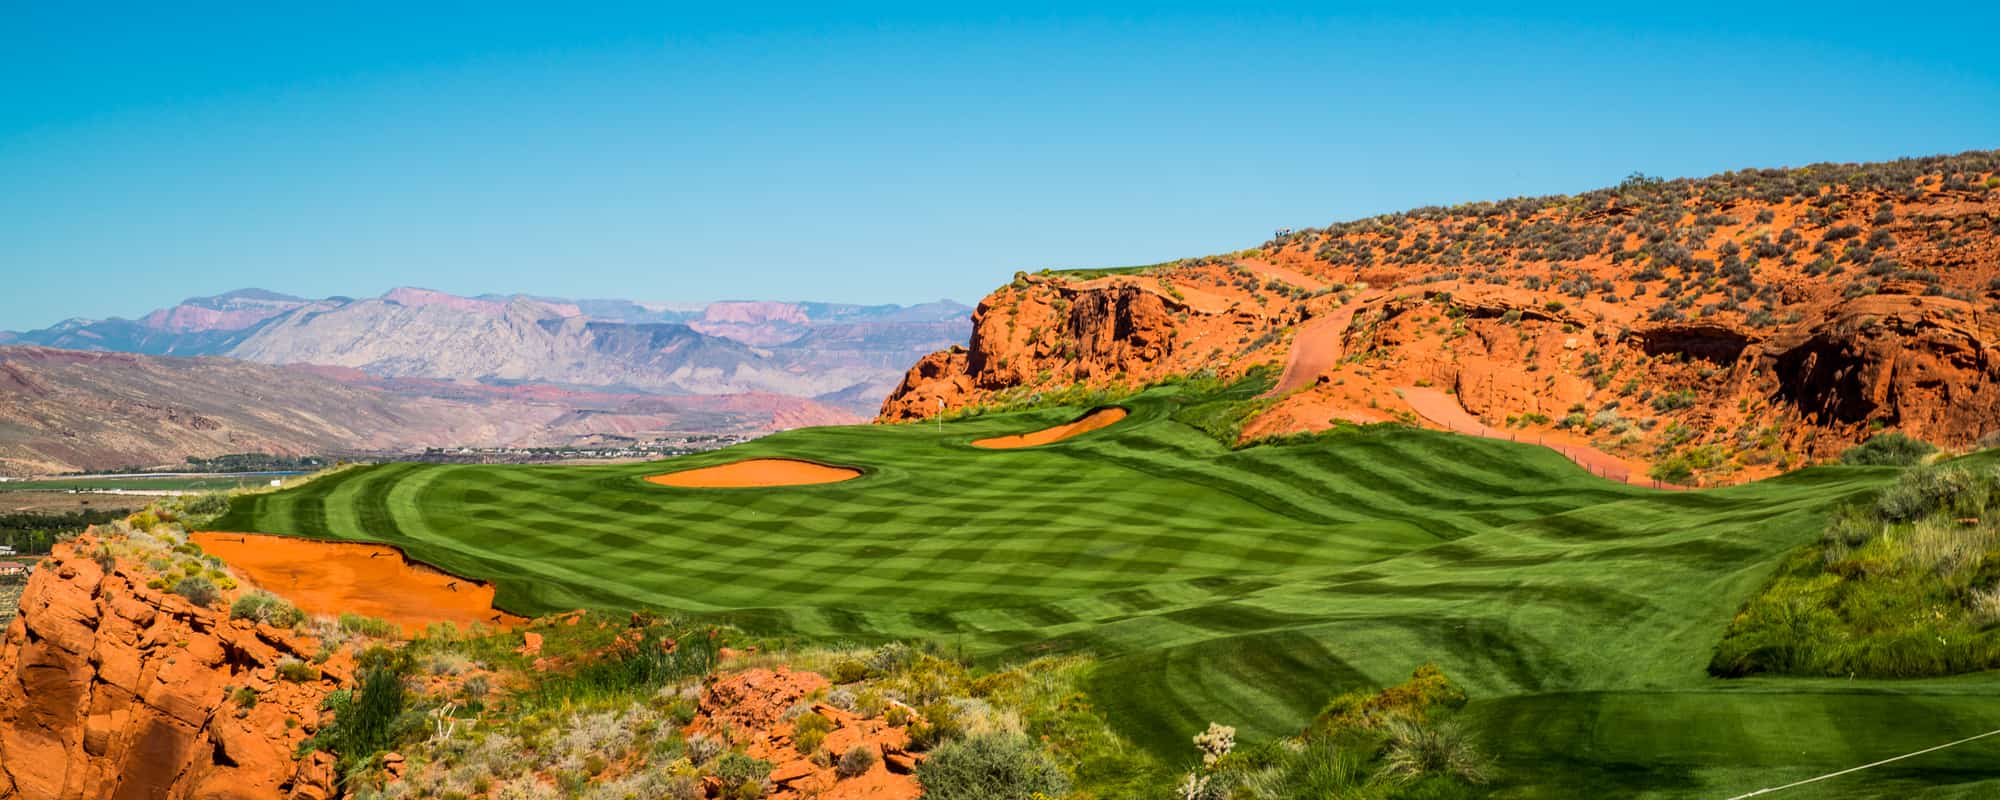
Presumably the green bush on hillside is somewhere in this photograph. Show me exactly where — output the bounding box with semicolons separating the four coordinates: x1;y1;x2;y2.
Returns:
1712;462;2000;678
1196;665;1488;800
1840;432;1938;467
307;648;414;771
917;733;1071;800
172;575;220;607
231;590;305;628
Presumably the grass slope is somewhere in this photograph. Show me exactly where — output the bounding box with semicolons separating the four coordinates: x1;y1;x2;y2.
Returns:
211;387;2000;797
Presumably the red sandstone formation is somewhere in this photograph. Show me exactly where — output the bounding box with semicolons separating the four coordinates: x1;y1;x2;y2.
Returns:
884;152;2000;483
691;668;922;800
0;537;341;799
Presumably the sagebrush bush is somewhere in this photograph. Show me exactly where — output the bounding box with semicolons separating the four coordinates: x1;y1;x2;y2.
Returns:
171;575;220;607
916;734;1069;800
231;591;305;627
1841;432;1938;467
835;745;876;778
337;613;398;638
276;657;320;682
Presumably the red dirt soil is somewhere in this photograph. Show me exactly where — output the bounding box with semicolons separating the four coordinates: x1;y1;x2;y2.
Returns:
189;532;525;635
972;406;1130;449
1398;387;1674;487
645;458;862;488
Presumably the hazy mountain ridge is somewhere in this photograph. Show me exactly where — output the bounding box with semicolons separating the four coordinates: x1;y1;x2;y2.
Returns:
4;288;971;412
0;345;862;476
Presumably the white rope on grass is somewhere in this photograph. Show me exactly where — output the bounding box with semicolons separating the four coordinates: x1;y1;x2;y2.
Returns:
1723;726;2000;799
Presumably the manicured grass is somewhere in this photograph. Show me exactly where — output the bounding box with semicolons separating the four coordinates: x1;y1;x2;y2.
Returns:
210;386;2000;797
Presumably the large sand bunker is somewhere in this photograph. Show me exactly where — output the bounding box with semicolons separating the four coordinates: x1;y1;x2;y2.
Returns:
645;458;862;488
190;532;526;635
973;407;1129;449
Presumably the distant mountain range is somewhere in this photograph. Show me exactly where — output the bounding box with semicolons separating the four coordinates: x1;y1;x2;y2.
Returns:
0;346;862;476
2;288;971;412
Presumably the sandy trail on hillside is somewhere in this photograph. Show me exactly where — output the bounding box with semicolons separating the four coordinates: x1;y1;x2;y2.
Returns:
1238;258;1329;291
190;532;526;635
1267;307;1362;397
645;458;861;488
1398;387;1680;488
973;407;1129;449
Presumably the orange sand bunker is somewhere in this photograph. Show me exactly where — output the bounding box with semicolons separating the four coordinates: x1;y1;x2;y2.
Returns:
645;458;862;488
190;532;526;635
973;407;1129;449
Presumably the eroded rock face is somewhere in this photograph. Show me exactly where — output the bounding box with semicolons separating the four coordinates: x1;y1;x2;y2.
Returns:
1762;294;2000;446
0;537;340;799
880;272;1278;420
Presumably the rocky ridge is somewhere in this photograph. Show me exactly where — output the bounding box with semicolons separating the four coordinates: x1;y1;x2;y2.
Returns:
0;535;342;799
884;150;2000;482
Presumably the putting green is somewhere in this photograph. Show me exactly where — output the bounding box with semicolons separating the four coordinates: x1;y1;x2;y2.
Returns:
209;382;2000;797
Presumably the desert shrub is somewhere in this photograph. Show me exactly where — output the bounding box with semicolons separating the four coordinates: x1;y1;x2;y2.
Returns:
232;591;305;627
310;654;413;770
231;686;259;709
917;734;1070;800
337;613;398;638
1377;717;1488;785
1713;460;2000;678
1649;390;1697;412
1875;466;1991;523
906;700;965;751
276;657;320;683
835;745;877;778
172;575;220;607
182;492;231;519
793;711;831;754
710;752;772;793
524;622;719;707
92;545;117;573
1840;432;1937;467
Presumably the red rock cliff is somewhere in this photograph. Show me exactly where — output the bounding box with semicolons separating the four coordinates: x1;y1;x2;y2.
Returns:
0;537;340;800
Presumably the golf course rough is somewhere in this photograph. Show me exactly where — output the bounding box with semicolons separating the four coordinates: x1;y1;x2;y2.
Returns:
644;457;862;488
208;385;2000;798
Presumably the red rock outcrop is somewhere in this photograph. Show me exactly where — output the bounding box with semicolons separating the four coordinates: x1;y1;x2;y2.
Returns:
881;269;1301;420
881;152;2000;482
1762;293;2000;446
690;668;921;800
0;537;341;799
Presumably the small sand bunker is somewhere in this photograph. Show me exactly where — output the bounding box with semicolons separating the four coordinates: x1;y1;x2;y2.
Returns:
973;407;1129;449
190;532;526;635
645;458;862;488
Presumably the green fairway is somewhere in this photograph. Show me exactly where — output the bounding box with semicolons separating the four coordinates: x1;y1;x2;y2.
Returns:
209;386;2000;797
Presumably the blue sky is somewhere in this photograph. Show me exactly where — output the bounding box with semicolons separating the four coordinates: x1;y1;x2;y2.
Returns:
3;3;1996;329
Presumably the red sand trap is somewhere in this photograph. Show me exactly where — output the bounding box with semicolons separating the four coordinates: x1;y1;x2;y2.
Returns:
973;407;1129;449
190;532;526;635
645;458;862;488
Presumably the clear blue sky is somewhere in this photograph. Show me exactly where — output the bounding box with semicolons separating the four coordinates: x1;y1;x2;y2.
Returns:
3;3;1996;329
